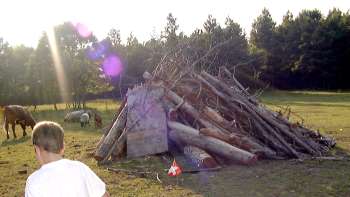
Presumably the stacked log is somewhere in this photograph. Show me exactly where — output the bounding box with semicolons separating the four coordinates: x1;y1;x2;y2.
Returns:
94;44;335;168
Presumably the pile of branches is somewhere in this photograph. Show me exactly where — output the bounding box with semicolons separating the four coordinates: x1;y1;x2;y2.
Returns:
94;43;335;168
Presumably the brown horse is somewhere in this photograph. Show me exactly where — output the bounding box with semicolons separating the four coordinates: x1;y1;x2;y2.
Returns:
3;105;36;139
94;112;102;128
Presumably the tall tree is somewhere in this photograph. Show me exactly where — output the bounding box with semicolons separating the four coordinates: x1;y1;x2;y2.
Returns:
163;13;179;50
52;22;110;108
250;8;281;86
107;28;122;48
0;38;12;105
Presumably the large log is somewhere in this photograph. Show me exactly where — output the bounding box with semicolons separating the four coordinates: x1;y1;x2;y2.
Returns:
165;88;278;158
183;145;219;169
111;132;127;161
95;100;127;152
168;121;257;164
183;74;288;155
202;87;289;157
165;89;231;136
201;71;320;156
94;105;128;161
204;69;258;105
195;73;301;158
202;106;239;133
200;128;279;159
108;129;127;162
251;107;320;156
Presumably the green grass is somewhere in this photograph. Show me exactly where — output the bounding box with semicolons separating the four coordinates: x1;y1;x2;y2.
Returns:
1;92;350;197
260;91;350;151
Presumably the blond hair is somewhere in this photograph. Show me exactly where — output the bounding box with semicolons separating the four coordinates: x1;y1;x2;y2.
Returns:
32;121;64;154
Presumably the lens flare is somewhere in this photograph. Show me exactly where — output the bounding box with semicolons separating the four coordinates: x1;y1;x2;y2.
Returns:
86;40;110;61
73;22;92;38
102;55;123;77
46;27;70;102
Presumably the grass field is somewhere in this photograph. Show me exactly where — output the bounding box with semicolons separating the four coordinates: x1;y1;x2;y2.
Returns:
0;92;350;197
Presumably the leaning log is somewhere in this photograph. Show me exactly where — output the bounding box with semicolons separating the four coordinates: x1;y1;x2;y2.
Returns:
202;106;239;132
95;100;127;151
200;128;279;159
195;73;301;158
168;121;257;164
94;105;128;161
183;145;219;169
165;89;230;135
166;87;278;159
109;129;127;162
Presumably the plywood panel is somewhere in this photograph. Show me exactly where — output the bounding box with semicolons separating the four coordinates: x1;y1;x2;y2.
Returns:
126;85;168;158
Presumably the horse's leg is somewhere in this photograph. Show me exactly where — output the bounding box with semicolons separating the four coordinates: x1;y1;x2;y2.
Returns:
5;122;10;139
12;123;17;138
21;124;27;137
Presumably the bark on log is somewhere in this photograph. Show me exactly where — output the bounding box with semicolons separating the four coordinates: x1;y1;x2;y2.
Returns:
195;73;301;158
199;128;235;145
165;88;279;158
95;100;127;152
94;105;128;161
168;121;257;164
165;89;230;135
204;91;289;157
202;106;239;133
255;109;320;156
102;128;128;163
111;129;127;161
183;145;219;169
201;71;320;156
200;128;278;159
218;67;254;100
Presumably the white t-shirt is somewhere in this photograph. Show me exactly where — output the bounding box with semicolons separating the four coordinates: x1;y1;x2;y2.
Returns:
25;159;106;197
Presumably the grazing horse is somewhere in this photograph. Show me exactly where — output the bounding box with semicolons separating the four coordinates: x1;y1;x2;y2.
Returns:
3;105;36;139
94;112;102;128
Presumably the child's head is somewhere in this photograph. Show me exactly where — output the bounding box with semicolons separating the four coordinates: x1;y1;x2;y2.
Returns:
32;121;64;154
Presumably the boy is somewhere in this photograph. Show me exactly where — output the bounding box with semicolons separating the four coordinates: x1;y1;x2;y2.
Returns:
25;121;109;197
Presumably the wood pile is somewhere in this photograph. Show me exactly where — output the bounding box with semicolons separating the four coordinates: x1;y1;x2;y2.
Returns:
94;46;335;168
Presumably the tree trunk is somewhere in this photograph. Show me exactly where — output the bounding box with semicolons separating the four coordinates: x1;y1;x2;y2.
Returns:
102;127;128;163
199;128;278;159
168;121;257;165
165;89;278;158
111;129;127;161
95;100;127;154
195;73;301;158
94;105;128;161
82;94;87;109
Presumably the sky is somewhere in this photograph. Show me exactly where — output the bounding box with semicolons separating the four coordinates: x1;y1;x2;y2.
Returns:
0;0;348;47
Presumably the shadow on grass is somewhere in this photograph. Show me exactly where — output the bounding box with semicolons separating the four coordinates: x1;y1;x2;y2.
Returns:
329;146;350;157
263;101;350;108
1;135;30;147
99;146;350;197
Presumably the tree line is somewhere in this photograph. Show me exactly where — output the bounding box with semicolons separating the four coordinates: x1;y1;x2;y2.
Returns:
0;8;349;107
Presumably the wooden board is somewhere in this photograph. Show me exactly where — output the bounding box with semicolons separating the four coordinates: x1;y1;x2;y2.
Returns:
126;85;168;158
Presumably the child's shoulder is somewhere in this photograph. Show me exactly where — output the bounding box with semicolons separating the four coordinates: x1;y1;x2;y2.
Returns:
26;166;45;186
63;159;91;170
